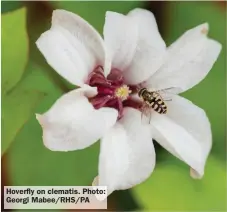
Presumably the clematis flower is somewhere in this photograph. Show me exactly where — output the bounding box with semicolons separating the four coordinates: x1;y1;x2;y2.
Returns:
36;9;221;195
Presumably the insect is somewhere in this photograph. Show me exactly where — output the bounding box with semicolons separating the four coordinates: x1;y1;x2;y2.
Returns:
138;87;180;123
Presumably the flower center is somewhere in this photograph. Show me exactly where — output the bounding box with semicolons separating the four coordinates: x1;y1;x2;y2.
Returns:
86;66;141;119
115;85;131;101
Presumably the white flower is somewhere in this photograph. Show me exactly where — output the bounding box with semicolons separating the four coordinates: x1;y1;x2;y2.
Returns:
36;9;221;195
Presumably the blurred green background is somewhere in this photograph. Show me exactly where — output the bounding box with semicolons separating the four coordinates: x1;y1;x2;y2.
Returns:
1;1;226;211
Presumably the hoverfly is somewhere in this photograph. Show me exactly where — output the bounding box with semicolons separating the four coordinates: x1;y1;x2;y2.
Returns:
138;87;181;123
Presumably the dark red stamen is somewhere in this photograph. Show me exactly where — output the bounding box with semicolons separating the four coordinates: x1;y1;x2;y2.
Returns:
87;66;141;119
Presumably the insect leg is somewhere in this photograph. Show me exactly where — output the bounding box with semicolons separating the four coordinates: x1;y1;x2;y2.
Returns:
148;110;152;124
140;103;152;124
141;108;144;120
140;103;146;121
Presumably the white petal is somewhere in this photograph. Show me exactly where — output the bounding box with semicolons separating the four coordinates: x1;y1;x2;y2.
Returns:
104;9;166;85
128;9;166;52
146;23;222;93
150;95;211;177
37;86;118;151
52;10;111;76
123;8;166;85
36;10;109;86
36;27;92;86
166;95;212;178
98;108;155;195
103;11;138;74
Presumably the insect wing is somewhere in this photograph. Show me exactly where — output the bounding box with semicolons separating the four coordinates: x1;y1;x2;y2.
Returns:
157;87;182;101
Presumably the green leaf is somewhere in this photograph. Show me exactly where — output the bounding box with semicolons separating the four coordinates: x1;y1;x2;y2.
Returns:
132;156;226;211
164;2;226;159
2;7;29;95
1;56;62;156
2;74;45;155
1;1;24;14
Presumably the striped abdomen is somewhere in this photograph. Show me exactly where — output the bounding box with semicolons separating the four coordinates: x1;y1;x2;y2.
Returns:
139;88;167;114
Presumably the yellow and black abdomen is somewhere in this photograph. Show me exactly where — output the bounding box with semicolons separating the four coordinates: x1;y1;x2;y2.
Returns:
139;88;167;114
147;92;167;114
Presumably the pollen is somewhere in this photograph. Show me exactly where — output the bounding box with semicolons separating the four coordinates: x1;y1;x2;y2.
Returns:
115;85;131;101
